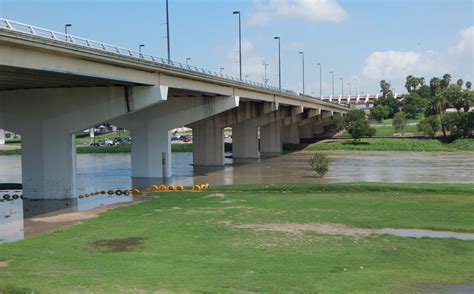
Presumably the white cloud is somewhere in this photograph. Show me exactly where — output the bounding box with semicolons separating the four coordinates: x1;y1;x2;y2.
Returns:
449;26;474;55
362;51;420;80
248;0;348;25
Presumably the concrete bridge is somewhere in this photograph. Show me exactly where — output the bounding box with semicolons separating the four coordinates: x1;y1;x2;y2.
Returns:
0;19;348;200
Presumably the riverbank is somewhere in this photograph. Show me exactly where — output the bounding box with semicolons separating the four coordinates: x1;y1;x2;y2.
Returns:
0;183;473;293
306;138;474;152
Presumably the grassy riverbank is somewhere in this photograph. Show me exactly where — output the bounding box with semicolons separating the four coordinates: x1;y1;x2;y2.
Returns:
1;183;473;293
307;138;474;152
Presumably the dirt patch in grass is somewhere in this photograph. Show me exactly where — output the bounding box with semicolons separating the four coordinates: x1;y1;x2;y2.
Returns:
204;193;225;198
230;223;375;236
0;261;9;268
91;237;147;252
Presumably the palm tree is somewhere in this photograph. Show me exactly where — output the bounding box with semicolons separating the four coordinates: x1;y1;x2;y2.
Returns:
456;79;464;88
419;77;425;86
430;77;441;97
466;81;472;90
440;73;452;90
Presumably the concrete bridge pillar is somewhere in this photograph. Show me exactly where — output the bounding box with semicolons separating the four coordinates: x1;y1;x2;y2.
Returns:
282;124;300;144
260;121;282;156
21;127;76;200
232;119;259;159
0;129;5;144
299;123;315;139
131;122;171;180
191;117;225;166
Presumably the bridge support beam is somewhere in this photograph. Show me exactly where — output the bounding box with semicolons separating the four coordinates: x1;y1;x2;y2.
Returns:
130;122;171;181
0;86;168;199
191;118;225;166
232;119;259;159
282;124;300;144
0;129;4;145
260;121;282;156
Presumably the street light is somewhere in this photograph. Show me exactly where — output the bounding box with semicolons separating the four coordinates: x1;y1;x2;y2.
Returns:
64;24;72;35
329;71;335;97
299;51;305;95
220;67;225;75
233;11;242;80
245;74;250;80
347;82;351;97
317;63;322;98
186;57;191;65
139;44;145;54
339;77;344;97
166;0;171;63
274;36;281;91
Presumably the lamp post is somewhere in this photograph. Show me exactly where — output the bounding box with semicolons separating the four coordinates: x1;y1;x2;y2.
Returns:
139;44;145;53
330;71;335;97
317;63;322;98
233;11;242;80
348;82;351;97
220;67;225;75
274;36;281;91
166;0;171;63
186;57;191;65
339;77;344;97
299;51;305;95
245;74;250;80
64;24;72;34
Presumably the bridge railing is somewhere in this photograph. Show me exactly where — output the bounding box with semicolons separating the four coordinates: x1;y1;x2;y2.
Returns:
0;18;347;109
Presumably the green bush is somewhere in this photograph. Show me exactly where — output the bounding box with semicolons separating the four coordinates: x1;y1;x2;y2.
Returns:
309;152;329;177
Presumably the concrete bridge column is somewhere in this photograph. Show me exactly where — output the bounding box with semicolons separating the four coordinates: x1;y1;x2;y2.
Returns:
299;123;315;139
260;121;282;156
0;129;5;144
192;118;225;166
21;127;76;200
232;119;259;159
131;122;171;180
282;124;300;144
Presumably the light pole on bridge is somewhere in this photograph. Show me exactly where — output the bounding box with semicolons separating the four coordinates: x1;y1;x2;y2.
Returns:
299;51;305;95
139;44;145;54
233;11;242;81
274;36;281;91
166;0;171;63
186;57;191;65
339;77;344;97
347;82;351;97
64;24;72;35
329;71;335;98
317;63;322;98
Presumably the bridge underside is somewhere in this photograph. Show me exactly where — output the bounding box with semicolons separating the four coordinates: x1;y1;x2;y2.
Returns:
0;65;140;90
0;37;346;200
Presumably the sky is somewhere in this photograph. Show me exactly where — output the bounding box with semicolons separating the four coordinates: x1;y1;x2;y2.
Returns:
0;0;472;96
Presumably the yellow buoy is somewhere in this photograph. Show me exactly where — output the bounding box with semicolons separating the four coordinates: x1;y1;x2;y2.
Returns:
176;185;184;191
158;185;167;191
192;185;202;191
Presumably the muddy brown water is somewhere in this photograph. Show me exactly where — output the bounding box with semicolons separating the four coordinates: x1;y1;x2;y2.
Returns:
1;150;473;244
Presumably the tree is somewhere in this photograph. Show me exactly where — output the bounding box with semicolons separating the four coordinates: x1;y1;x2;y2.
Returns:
466;81;472;90
430;77;442;96
416;85;431;100
443;84;464;111
418;116;440;138
440;73;452;90
370;105;389;121
457;79;464;88
374;93;400;118
380;80;392;98
392;112;407;134
330;113;345;132
403;92;429;119
344;110;376;142
441;112;474;139
405;75;415;93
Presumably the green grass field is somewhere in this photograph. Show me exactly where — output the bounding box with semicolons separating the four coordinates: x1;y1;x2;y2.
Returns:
307;138;474;152
0;183;473;293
